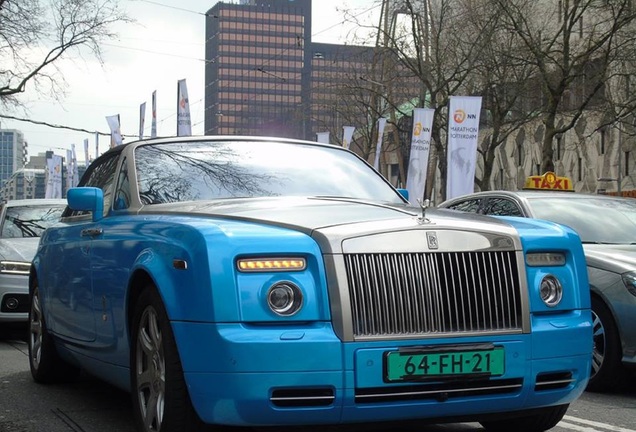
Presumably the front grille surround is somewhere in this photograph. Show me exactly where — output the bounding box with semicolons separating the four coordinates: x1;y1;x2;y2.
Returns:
318;225;530;342
323;248;529;342
344;251;525;340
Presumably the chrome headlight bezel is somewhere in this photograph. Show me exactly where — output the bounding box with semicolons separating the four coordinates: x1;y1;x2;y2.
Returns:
539;274;563;307
266;281;303;316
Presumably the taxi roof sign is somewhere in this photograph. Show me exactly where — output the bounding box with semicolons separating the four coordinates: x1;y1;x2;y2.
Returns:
523;172;574;192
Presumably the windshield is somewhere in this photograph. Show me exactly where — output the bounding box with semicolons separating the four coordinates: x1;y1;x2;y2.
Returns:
135;140;404;205
527;196;636;244
2;204;66;238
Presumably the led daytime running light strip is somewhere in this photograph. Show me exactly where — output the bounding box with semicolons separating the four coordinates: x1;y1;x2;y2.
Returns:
237;257;306;272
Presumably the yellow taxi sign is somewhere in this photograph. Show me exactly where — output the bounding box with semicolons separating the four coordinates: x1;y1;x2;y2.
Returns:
523;172;574;191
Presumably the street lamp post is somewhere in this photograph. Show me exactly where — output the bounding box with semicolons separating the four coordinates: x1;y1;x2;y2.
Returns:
618;125;623;195
597;125;623;195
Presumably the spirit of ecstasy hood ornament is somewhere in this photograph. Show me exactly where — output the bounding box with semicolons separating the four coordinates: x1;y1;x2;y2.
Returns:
417;198;432;224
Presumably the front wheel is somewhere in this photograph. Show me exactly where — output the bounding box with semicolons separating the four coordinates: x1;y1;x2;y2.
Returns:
480;404;568;432
28;283;79;383
130;287;207;432
587;297;624;392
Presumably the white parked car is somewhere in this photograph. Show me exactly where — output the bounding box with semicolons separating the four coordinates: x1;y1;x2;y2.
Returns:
0;199;66;328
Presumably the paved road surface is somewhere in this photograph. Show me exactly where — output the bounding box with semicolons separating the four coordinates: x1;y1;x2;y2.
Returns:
2;325;635;432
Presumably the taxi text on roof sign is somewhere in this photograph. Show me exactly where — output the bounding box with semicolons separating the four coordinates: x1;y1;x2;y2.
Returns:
523;172;574;191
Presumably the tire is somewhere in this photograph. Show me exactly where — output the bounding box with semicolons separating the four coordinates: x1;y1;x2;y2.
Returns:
130;287;207;432
480;404;569;432
28;283;80;383
587;297;624;392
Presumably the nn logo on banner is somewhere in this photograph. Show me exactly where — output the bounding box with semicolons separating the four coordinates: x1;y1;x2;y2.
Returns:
453;109;478;123
446;96;482;200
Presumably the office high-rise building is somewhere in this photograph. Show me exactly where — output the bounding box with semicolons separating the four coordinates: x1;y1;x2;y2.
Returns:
204;0;419;147
0;129;27;191
205;0;312;139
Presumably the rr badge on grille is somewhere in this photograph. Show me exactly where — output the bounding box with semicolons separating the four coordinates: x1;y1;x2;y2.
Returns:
426;232;439;250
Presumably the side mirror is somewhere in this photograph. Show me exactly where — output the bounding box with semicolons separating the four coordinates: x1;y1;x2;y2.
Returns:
67;187;104;222
397;188;409;201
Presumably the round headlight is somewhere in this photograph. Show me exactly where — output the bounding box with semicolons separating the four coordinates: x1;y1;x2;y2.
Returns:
267;282;303;316
539;275;563;307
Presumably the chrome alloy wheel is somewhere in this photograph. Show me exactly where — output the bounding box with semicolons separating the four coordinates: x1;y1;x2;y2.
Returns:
591;309;605;380
135;306;166;432
29;288;44;371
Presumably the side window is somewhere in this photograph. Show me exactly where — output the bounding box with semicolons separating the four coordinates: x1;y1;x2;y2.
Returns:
65;153;121;217
113;157;131;210
446;199;482;213
483;198;523;217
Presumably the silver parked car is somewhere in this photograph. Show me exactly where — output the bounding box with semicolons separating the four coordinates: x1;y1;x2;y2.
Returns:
440;190;636;392
0;199;66;327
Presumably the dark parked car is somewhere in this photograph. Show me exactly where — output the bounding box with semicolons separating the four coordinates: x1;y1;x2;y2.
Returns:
0;199;66;329
440;189;636;392
29;137;591;432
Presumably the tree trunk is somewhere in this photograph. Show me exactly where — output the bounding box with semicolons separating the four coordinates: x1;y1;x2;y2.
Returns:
541;111;557;173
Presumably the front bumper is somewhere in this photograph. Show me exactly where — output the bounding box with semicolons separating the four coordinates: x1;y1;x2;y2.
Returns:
0;273;29;323
172;311;591;427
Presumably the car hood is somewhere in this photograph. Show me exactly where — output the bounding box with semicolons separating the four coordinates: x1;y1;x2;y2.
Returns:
584;244;636;274
146;196;505;230
144;197;535;254
0;237;39;261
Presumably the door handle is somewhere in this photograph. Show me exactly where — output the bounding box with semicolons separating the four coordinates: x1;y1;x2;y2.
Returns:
81;228;103;237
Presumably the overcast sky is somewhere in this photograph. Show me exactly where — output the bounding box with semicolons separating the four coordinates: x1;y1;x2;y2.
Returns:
1;0;379;163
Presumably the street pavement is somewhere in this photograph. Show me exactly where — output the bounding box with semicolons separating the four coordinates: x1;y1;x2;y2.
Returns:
0;325;135;432
2;324;635;432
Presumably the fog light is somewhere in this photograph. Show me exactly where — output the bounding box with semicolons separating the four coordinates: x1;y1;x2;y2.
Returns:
5;297;19;310
267;282;303;316
540;275;563;307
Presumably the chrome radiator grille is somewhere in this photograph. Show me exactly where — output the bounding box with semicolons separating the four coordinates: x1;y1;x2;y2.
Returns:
344;251;522;338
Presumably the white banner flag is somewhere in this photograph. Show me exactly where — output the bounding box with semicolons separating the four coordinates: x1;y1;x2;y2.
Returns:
151;90;157;138
45;155;63;199
84;138;89;166
95;132;99;160
106;114;123;148
342;126;355;149
65;149;73;194
139;102;146;140
406;108;435;204
177;79;192;136
316;132;330;143
373;118;387;170
446;96;482;200
71;143;79;187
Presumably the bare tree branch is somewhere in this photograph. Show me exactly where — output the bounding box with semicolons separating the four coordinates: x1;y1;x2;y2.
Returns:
0;0;131;108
